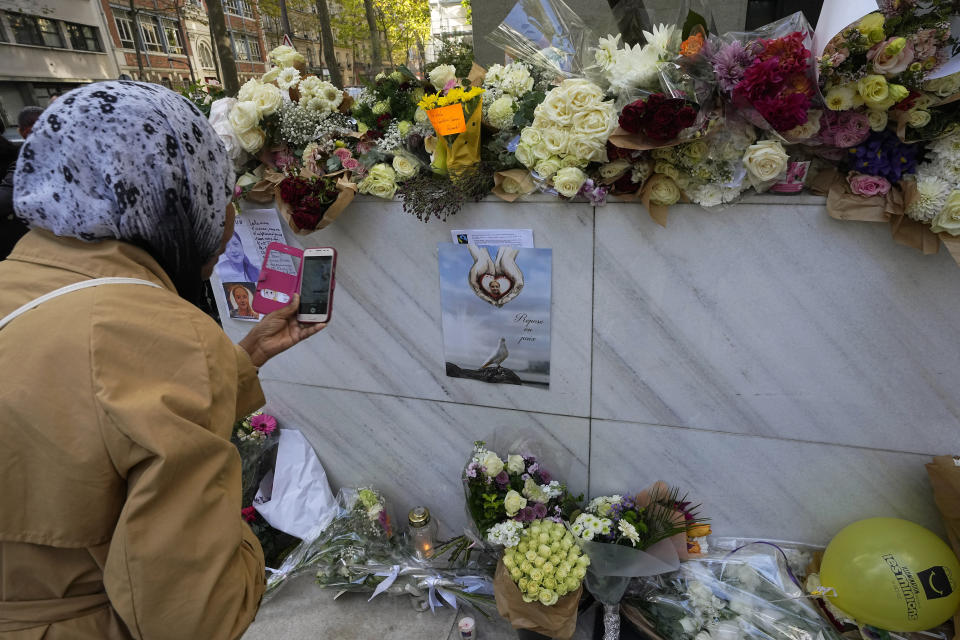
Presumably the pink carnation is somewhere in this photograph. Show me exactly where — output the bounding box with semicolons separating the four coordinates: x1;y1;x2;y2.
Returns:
333;147;352;161
847;173;891;197
251;413;278;434
342;157;361;171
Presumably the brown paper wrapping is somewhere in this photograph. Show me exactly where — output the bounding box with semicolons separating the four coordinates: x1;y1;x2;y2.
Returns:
940;234;960;267
926;455;960;640
821;173;947;257
640;179;670;227
467;61;487;87
247;169;285;204
275;169;358;235
494;560;582;640
608;127;693;152
492;169;536;202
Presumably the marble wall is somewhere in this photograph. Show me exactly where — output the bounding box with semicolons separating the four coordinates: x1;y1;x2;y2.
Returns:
212;196;956;542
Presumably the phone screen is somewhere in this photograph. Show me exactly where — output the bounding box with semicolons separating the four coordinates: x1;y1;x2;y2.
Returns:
299;255;332;316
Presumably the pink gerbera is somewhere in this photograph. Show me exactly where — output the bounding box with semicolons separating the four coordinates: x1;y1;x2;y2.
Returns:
251;413;277;435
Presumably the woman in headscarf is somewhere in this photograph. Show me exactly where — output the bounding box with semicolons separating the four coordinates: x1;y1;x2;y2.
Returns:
0;82;325;639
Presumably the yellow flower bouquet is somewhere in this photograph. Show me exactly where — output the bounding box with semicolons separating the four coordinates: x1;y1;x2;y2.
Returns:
418;84;485;175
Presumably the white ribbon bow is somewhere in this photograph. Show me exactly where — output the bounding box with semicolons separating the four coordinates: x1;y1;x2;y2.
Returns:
368;565;401;601
424;576;459;612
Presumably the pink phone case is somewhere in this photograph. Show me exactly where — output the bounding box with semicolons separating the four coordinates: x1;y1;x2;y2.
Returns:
253;242;304;315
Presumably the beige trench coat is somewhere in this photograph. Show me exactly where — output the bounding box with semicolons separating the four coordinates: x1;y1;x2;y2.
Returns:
0;230;267;639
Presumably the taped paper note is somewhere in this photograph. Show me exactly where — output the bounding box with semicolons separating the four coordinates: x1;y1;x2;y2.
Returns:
427;104;467;135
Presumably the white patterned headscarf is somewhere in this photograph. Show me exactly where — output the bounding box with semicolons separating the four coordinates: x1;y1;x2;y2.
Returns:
13;81;233;300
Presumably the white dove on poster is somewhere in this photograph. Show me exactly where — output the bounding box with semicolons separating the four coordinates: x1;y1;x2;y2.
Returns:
467;244;524;307
480;337;509;369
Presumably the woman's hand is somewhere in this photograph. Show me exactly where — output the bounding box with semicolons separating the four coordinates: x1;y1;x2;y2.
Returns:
238;295;326;367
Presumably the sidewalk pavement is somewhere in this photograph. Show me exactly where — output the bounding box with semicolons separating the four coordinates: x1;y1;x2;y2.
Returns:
243;573;598;640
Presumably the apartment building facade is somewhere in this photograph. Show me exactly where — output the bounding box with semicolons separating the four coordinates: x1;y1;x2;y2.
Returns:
0;0;119;128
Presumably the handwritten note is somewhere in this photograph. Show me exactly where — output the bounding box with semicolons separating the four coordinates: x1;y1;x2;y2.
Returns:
428;104;467;136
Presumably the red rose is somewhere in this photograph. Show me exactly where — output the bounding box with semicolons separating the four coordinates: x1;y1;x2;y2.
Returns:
677;105;697;128
241;506;256;523
619;100;646;133
292;208;322;230
612;172;639;194
653;105;676;127
606;140;633;160
646;92;666;108
376;113;392;128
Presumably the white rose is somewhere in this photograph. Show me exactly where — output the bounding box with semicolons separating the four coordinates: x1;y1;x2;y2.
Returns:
487;95;516;129
504;489;527;517
571;107;614;140
414;107;428;124
208;98;242;164
392;154;418;179
534;91;573;127
515;143;536;169
237;78;260;103
366;180;396;200
237;126;266;154
228;100;260;134
908;109;931;128
534;156;562;180
567;138;606;163
560;154;589;169
553;166;587;198
502;64;534;96
251;83;283;117
599;159;631;179
429;64;457;90
867;109;888;132
541;128;567;156
261;67;281;84
506;454;525;474
277;50;306;69
519;127;542;147
743;140;788;182
562;78;605;110
481;451;505;477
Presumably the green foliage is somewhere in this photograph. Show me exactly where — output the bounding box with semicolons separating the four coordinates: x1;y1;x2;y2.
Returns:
179;81;224;118
351;69;423;132
461;0;472;25
426;37;475;78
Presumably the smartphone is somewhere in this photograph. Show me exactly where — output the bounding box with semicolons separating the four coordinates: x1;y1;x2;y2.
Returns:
297;247;336;323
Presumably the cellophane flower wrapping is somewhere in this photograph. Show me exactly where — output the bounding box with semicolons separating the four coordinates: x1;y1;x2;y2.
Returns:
708;12;821;143
485;0;598;81
573;483;710;607
622;539;844;640
231;413;301;568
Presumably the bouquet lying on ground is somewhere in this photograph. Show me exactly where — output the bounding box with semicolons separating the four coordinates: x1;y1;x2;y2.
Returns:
623;539;842;640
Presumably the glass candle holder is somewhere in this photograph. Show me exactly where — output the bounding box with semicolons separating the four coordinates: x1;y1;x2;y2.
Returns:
408;506;438;560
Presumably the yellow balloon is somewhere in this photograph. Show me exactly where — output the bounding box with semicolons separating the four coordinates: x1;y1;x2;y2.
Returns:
821;518;960;631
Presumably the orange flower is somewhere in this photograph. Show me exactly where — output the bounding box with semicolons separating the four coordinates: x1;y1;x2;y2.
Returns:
687;541;702;554
680;32;705;57
687;523;712;538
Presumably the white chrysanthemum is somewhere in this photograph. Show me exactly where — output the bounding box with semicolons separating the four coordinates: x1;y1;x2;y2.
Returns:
586;495;622;516
594;34;622;72
571;513;594;540
276;67;301;90
501;64;534;96
618;519;640;546
643;23;679;58
691;183;725;208
908;176;950;222
321;82;343;107
608;43;660;94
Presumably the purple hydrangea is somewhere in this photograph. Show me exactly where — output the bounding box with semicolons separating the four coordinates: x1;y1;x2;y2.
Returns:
532;502;548;519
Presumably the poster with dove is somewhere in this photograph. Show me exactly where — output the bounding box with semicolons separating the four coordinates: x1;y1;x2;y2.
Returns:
438;243;552;389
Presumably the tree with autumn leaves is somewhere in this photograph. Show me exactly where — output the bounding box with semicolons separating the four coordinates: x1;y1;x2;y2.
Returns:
331;0;430;80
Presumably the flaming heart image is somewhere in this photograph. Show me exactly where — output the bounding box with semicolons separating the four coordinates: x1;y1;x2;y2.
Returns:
467;244;524;307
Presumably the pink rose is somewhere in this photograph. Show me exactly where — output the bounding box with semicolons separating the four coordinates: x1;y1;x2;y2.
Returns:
847;173;891;197
835;126;869;148
342;157;361;171
868;38;915;76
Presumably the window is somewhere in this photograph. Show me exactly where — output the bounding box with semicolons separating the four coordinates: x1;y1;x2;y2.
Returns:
247;36;261;61
162;18;183;54
8;12;64;48
224;0;253;19
65;21;102;52
231;32;249;61
139;15;163;53
199;41;215;68
161;77;172;89
113;9;135;48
